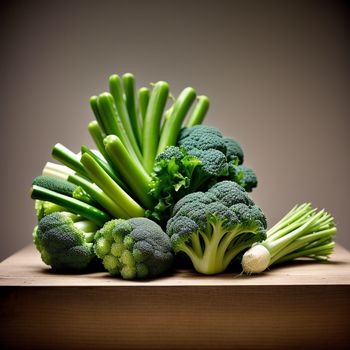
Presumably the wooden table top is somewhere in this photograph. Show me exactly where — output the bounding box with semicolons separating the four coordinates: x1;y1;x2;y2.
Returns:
1;244;350;287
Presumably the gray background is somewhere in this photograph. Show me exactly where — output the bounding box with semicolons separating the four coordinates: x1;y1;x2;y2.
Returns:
1;0;349;261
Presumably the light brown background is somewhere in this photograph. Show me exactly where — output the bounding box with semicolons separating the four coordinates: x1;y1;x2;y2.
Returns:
1;0;349;260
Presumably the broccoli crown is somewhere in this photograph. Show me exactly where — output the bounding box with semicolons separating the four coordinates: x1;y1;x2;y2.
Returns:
32;176;77;197
167;181;266;274
34;211;97;271
94;217;173;279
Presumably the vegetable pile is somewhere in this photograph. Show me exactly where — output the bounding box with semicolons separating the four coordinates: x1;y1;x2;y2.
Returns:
30;73;337;279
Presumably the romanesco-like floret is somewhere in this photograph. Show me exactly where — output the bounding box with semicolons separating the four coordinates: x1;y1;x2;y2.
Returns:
94;217;173;279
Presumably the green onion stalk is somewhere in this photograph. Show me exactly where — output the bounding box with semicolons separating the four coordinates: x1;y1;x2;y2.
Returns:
241;203;337;274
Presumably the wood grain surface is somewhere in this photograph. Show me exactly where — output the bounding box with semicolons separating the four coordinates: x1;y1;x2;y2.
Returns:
1;244;350;286
1;245;350;349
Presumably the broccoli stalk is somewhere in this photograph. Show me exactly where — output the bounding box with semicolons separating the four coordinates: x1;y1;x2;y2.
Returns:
157;87;196;154
109;74;143;164
142;81;169;173
90;96;107;136
186;96;210;128
167;181;267;275
103;135;152;209
52;143;88;178
31;185;110;227
41;162;127;219
80;153;145;218
241;203;337;274
138;87;150;124
122;73;143;150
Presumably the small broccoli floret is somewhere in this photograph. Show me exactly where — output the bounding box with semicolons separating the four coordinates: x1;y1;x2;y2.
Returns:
236;165;258;192
179;125;222;140
223;137;244;164
34;211;97;271
167;181;266;274
226;162;258;192
178;125;226;153
186;148;229;193
94;217;173;279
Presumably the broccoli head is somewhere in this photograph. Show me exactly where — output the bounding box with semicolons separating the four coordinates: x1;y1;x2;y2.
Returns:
34;211;97;271
94;217;174;279
167;181;266;274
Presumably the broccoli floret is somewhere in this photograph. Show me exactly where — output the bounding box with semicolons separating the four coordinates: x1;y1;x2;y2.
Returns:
94;217;173;279
167;181;266;274
187;148;228;185
236;165;258;192
34;211;97;271
226;162;258;192
223;137;244;164
178;125;226;153
179;124;222;140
